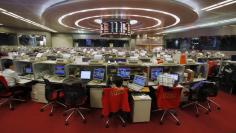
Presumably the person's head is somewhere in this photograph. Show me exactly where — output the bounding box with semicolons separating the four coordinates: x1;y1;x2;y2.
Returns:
4;60;14;70
111;75;123;88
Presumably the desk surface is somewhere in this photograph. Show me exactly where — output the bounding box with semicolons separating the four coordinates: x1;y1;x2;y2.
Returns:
87;81;107;86
18;79;32;84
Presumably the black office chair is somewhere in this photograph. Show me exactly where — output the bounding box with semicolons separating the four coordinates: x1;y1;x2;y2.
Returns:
181;81;210;117
62;78;89;126
203;82;221;111
40;78;67;116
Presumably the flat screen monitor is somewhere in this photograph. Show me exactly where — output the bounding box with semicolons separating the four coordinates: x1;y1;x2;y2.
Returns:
25;67;33;74
117;68;131;79
133;75;147;86
93;68;105;80
151;68;163;80
170;73;179;81
80;71;91;80
54;65;65;76
231;55;236;61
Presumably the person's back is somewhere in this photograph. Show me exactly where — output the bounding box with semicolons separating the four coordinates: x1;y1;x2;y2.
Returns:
2;60;19;87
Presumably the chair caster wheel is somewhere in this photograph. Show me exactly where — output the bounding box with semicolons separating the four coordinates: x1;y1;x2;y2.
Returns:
10;107;14;111
195;114;199;117
122;123;126;127
205;111;209;115
82;119;87;124
65;121;69;126
176;122;181;126
40;109;44;112
217;107;221;110
105;124;109;128
49;113;53;116
160;121;163;125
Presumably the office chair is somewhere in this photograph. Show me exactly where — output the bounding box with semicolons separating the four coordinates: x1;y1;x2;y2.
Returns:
154;85;182;125
102;88;130;128
181;81;210;117
204;82;221;111
0;75;25;110
40;78;67;116
63;78;89;126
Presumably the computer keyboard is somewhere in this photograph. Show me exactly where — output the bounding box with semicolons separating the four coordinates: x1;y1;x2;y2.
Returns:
128;83;143;91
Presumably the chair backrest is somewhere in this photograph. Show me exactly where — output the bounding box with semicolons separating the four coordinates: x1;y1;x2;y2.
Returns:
63;78;86;106
190;81;216;102
43;78;56;101
208;61;218;76
0;75;9;93
202;82;218;97
102;87;130;117
156;85;182;109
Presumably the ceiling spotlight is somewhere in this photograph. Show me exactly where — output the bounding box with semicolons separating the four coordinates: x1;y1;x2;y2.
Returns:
130;20;138;25
0;23;3;26
94;19;102;24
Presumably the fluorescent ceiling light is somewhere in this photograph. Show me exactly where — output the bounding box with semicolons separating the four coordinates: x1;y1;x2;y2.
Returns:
58;7;180;30
0;8;57;32
157;17;236;34
202;0;236;11
75;14;162;31
0;23;3;25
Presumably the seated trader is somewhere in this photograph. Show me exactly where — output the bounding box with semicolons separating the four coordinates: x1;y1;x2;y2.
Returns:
2;60;20;87
2;60;31;99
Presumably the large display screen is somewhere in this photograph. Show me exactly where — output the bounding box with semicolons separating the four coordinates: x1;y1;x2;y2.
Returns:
100;19;131;37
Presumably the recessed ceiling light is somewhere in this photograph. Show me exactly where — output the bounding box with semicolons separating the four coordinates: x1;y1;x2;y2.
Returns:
94;19;102;24
0;8;57;32
0;23;3;26
202;0;236;11
130;20;138;25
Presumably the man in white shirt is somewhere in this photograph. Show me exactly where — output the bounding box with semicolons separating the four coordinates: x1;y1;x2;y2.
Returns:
2;60;20;87
2;60;32;100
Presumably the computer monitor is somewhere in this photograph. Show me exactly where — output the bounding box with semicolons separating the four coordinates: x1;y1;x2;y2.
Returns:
80;71;91;80
54;65;65;76
170;73;179;81
24;66;33;74
231;55;236;61
93;68;105;81
117;68;131;79
133;75;147;86
151;68;163;80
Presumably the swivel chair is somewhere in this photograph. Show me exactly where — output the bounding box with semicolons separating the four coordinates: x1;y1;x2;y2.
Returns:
102;87;130;128
154;85;182;125
0;75;25;110
181;81;210;117
204;82;221;111
40;78;67;116
63;78;89;126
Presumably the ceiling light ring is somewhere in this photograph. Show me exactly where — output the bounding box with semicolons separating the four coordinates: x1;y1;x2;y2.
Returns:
58;7;180;31
74;14;162;31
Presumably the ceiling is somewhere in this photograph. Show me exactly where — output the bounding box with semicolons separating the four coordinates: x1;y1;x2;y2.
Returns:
0;0;235;34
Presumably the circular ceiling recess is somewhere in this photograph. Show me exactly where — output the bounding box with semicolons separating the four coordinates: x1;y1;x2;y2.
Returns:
42;0;198;34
